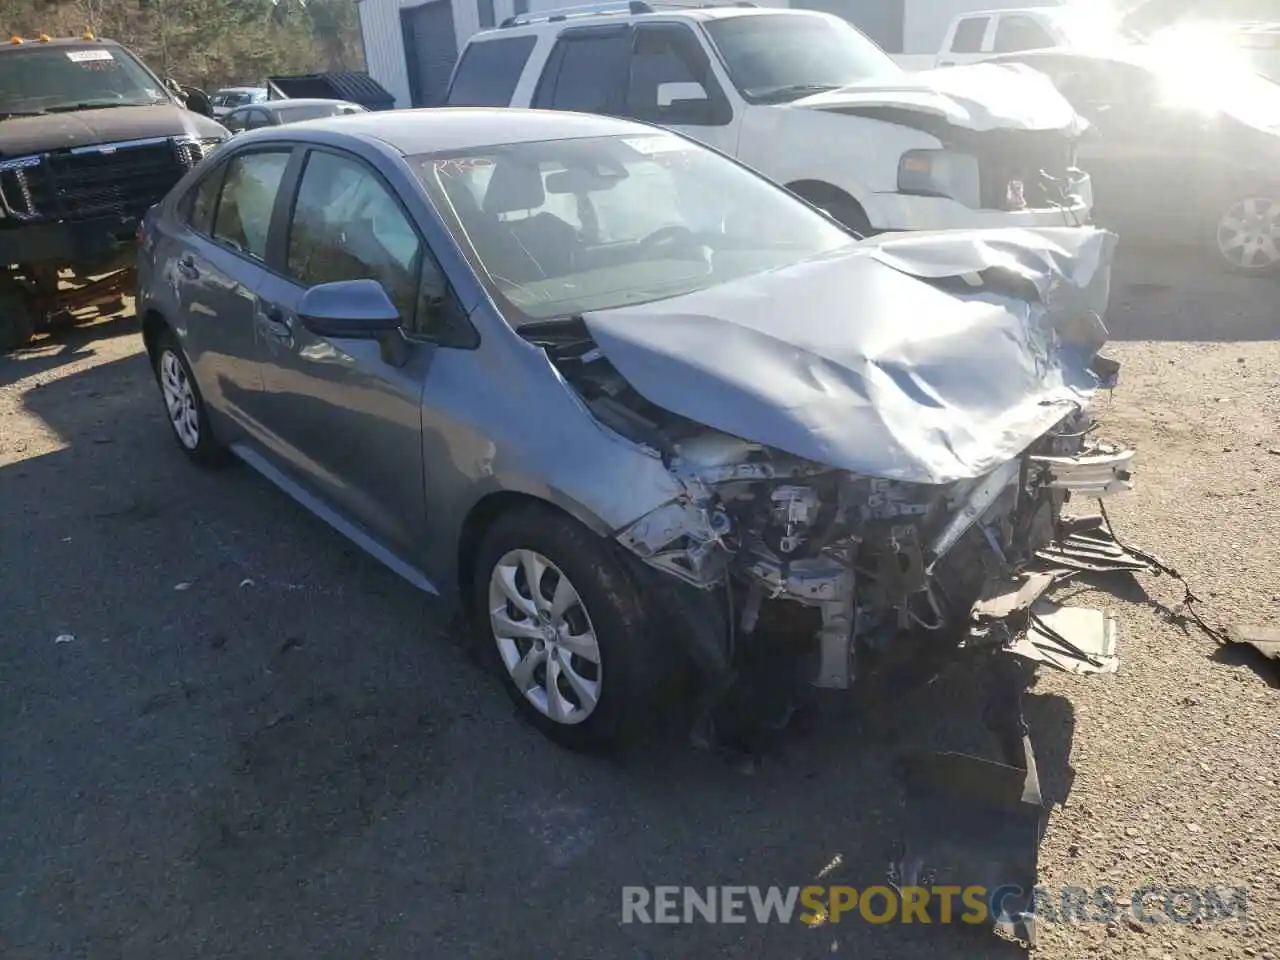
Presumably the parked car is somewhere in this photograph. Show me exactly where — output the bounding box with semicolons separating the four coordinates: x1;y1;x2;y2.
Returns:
444;3;1095;235
893;5;1140;70
0;33;228;349
985;43;1280;273
220;97;366;133
209;85;268;118
135;107;1135;787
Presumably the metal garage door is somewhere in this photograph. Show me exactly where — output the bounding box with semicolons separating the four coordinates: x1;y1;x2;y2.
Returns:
791;0;905;52
401;0;459;107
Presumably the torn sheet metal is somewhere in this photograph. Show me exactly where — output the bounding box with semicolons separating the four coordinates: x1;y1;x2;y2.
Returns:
1035;514;1155;574
581;227;1118;486
1016;601;1120;675
1029;440;1135;497
794;61;1088;135
1225;625;1280;661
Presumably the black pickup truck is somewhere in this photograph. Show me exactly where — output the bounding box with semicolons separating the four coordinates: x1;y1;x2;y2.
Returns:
0;34;228;348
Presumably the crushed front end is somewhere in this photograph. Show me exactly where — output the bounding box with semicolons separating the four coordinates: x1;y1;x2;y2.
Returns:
531;225;1142;944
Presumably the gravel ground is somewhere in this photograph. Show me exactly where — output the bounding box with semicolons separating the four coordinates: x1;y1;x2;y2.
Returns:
0;244;1277;959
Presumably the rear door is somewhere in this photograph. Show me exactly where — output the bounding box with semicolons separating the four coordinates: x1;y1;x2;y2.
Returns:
531;24;632;117
167;147;294;433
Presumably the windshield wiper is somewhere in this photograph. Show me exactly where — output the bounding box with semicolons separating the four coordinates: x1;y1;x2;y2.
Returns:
750;82;840;104
44;100;160;113
0;109;47;119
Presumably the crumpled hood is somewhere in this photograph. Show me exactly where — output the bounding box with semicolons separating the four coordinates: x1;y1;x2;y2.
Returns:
580;226;1118;486
0;105;224;159
791;62;1088;134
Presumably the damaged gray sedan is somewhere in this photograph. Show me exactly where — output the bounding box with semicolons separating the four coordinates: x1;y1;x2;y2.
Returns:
138;109;1136;778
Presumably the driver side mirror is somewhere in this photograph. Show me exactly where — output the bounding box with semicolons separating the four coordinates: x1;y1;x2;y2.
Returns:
298;279;408;364
656;81;714;124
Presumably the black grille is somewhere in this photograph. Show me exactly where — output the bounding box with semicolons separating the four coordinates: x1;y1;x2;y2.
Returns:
27;139;196;222
974;130;1075;211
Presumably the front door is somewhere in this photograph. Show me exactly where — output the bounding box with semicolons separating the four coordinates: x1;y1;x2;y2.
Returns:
625;22;742;157
253;146;434;559
170;147;293;432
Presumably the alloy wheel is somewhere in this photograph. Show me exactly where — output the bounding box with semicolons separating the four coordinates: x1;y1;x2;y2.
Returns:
159;349;200;450
1216;197;1280;271
488;548;602;725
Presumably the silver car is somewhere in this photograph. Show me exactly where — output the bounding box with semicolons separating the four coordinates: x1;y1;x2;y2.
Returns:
135;107;1136;767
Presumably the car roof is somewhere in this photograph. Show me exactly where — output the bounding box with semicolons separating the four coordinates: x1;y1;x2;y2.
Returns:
951;6;1061;17
216;86;265;94
251;107;667;155
261;98;358;110
471;5;841;42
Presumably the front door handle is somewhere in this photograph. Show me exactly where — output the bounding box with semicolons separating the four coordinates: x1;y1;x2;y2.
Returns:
176;254;199;279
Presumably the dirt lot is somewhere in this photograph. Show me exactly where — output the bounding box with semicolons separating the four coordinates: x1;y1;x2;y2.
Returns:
1;244;1278;959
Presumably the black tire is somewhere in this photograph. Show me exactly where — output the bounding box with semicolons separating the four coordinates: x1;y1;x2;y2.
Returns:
0;285;36;351
471;504;661;753
150;328;229;467
789;184;872;236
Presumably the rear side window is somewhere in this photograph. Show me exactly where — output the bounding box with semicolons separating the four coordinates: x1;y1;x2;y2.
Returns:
446;36;538;106
993;15;1055;53
950;17;988;53
211;151;291;260
184;167;225;235
533;29;630;113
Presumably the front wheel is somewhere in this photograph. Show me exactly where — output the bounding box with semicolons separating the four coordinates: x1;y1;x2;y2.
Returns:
472;506;662;752
0;284;36;351
1212;195;1280;275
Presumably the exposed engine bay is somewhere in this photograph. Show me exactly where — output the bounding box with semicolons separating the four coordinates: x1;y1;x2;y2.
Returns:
527;318;1134;697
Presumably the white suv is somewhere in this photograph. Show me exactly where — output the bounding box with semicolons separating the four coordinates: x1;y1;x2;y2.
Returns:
444;0;1094;234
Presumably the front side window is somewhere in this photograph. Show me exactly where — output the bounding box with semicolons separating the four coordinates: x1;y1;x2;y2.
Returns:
0;44;170;115
211;150;291;260
535;30;631;113
446;36;538;107
286;150;432;330
415;133;855;324
625;25;725;125
950;17;989;54
993;15;1056;53
703;13;900;104
243;109;274;129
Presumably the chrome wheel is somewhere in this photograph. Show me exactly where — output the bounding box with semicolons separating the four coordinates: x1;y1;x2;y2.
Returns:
488;548;602;726
1216;197;1280;271
159;348;200;450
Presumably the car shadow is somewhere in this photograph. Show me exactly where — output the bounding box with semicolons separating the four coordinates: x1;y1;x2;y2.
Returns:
0;308;141;388
1105;243;1280;343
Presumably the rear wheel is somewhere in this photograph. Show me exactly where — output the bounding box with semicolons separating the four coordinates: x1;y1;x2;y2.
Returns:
472;505;662;752
1212;194;1280;275
151;329;228;467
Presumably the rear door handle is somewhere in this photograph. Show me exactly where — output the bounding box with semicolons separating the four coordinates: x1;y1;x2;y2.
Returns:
257;301;293;342
176;254;199;279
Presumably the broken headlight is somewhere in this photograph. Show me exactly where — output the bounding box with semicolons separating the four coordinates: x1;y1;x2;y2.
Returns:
898;148;981;209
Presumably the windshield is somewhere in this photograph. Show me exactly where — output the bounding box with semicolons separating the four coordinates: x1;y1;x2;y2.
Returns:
0;44;170;115
412;133;857;324
703;13;901;104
